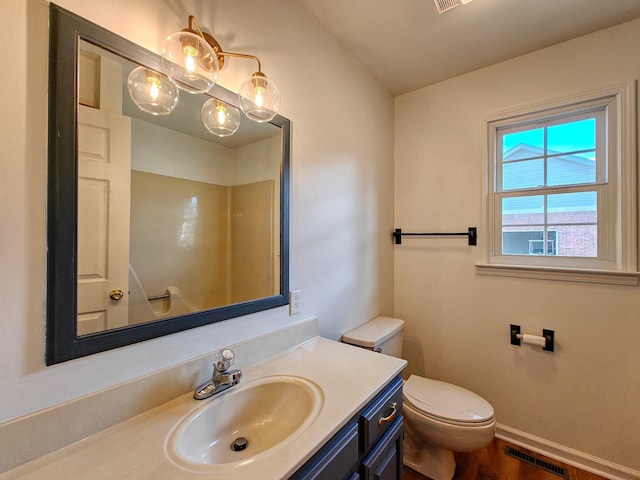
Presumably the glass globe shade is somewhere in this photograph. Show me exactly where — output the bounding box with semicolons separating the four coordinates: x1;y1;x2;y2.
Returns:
161;31;218;94
127;67;179;116
201;98;241;137
238;73;280;123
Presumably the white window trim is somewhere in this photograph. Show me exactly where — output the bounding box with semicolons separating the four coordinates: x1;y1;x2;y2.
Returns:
477;82;639;286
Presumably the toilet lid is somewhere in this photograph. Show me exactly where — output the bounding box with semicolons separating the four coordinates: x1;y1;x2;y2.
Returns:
403;375;494;424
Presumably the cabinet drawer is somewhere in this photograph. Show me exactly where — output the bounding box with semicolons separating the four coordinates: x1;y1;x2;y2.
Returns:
361;417;403;480
359;376;403;453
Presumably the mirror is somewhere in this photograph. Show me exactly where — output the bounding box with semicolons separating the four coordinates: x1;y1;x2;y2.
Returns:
46;5;290;365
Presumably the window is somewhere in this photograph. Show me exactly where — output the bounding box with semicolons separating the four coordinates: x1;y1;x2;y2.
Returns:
478;83;638;285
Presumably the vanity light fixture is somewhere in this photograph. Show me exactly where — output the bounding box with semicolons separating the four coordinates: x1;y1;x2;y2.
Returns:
161;27;218;94
127;66;179;116
201;98;241;137
162;15;281;123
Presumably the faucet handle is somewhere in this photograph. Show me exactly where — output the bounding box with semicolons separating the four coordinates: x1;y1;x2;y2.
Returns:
214;348;235;372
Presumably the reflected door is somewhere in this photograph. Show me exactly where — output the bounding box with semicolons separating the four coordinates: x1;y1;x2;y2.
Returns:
76;49;132;335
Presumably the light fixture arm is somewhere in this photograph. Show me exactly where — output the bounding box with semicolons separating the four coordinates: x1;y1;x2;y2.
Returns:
219;50;262;74
187;15;263;73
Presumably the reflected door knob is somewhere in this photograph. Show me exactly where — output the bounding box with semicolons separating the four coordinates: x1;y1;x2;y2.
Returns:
109;289;124;301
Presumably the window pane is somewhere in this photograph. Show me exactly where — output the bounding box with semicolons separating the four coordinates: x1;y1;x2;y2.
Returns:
556;225;597;257
502;159;543;190
548;155;596;186
547;118;596;155
547;192;597;224
502;228;557;255
502;195;544;226
502;128;544;161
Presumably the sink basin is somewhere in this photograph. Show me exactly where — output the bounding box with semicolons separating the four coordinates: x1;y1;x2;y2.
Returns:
165;375;324;472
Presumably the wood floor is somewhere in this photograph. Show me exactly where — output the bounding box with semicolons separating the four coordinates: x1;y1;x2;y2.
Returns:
403;438;609;480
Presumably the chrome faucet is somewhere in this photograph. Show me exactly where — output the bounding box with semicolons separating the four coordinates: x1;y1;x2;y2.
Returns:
193;348;242;400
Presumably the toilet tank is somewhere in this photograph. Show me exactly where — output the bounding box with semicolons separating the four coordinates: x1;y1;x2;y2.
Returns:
342;316;405;357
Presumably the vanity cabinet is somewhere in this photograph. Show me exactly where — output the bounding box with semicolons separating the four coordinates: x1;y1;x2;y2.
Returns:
290;376;403;480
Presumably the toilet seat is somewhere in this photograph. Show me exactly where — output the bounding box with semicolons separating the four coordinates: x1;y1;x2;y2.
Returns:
403;375;495;427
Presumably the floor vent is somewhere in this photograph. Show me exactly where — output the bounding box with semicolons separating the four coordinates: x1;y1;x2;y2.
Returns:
504;446;570;479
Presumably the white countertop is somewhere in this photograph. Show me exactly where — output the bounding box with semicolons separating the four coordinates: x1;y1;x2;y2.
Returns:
1;337;406;480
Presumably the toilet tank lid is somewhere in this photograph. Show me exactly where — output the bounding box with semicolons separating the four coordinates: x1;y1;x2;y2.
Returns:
342;316;404;348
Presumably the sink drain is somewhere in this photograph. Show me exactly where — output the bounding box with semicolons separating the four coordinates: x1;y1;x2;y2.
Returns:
231;437;249;452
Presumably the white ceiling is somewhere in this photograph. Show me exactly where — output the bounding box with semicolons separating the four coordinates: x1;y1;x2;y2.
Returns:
298;0;640;96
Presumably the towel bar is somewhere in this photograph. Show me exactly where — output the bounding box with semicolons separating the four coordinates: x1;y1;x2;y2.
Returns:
392;227;477;246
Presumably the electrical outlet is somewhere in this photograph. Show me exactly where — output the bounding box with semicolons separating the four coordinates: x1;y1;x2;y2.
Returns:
289;290;301;315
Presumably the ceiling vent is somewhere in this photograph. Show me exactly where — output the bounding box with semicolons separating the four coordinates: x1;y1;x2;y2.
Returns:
433;0;472;14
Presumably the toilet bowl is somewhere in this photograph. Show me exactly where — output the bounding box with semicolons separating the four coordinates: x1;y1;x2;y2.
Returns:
342;316;495;480
402;374;495;479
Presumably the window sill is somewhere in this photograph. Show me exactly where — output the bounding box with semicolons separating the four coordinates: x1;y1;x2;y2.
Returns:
476;264;640;286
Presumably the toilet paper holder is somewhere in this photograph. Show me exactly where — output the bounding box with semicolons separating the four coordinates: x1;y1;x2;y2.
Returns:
510;324;554;352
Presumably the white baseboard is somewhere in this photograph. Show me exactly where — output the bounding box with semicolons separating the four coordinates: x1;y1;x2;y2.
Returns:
496;424;640;480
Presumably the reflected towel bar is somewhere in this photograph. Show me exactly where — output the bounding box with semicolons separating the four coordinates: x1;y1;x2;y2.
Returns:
392;227;477;246
148;293;170;301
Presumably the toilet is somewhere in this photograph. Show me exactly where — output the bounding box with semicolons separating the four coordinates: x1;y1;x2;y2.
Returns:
342;316;495;480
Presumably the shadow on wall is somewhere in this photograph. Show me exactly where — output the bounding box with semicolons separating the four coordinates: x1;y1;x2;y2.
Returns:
403;335;426;379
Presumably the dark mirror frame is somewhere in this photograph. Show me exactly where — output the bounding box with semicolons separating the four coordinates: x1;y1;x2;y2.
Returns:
46;4;290;365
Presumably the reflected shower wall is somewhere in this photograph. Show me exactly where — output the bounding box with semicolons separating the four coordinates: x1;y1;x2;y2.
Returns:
129;172;275;325
231;180;275;304
129;171;230;317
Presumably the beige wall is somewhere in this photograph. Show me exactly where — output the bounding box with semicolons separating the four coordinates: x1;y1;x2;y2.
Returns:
0;0;394;423
394;20;640;473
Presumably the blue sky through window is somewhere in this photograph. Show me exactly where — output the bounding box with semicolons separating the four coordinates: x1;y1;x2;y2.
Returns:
503;118;596;158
